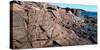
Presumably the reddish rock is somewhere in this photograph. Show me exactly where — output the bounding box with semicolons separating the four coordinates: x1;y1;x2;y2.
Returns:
10;1;96;49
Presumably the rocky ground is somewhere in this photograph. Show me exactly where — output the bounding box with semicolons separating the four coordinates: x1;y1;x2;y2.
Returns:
10;1;97;49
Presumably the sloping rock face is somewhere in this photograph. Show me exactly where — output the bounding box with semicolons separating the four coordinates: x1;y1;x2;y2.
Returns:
10;1;97;49
74;16;97;44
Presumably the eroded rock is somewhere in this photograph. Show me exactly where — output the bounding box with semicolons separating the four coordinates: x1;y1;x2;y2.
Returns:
10;1;97;49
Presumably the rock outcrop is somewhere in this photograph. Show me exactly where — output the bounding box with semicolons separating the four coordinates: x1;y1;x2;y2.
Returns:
10;1;97;49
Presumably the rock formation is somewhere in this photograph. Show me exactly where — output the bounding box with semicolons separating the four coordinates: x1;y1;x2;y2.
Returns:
10;1;97;49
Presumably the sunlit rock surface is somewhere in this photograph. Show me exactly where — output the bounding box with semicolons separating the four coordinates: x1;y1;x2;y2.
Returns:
10;1;97;49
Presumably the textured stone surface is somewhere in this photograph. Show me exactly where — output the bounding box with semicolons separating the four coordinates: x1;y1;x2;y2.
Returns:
10;1;97;49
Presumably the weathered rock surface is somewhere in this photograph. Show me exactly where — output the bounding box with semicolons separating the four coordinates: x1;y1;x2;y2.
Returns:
74;16;97;44
10;1;97;49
